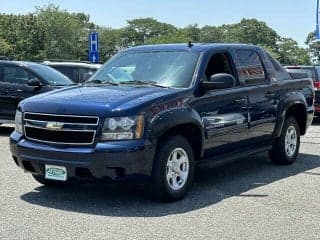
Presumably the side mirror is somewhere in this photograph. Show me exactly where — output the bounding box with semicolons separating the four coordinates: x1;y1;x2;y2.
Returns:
203;73;236;91
28;79;42;87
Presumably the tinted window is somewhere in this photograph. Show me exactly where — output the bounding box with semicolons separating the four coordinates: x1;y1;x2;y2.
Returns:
52;66;78;82
91;51;200;88
266;53;282;72
204;52;237;87
0;65;36;85
236;50;266;85
28;64;73;86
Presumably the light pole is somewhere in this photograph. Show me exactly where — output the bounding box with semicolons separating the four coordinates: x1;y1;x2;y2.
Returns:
316;0;320;39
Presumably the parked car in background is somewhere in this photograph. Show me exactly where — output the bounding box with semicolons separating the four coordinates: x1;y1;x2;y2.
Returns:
42;61;102;83
10;44;314;202
0;61;73;124
285;66;320;116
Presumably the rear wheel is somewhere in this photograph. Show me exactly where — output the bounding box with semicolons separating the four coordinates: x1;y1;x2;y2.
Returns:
269;117;300;165
32;174;67;187
149;135;195;202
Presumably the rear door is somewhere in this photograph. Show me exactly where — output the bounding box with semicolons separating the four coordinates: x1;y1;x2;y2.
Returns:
235;48;277;143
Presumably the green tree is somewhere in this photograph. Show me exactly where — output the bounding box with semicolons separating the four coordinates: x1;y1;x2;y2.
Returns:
146;30;188;44
222;18;280;50
199;25;224;43
35;4;92;60
277;37;311;65
124;18;177;45
182;24;200;42
306;31;320;63
99;27;122;61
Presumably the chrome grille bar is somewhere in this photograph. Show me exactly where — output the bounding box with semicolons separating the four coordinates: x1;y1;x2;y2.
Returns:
23;112;100;145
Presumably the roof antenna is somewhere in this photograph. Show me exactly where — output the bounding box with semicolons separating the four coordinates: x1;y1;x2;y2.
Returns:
188;41;193;48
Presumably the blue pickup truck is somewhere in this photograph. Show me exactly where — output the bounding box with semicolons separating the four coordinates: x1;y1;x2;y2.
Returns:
10;43;314;201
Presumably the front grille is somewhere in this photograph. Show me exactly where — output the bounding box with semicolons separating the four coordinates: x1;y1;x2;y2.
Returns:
23;112;99;145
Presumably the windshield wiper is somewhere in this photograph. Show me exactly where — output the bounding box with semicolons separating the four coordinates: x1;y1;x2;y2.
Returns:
120;80;169;88
85;79;119;86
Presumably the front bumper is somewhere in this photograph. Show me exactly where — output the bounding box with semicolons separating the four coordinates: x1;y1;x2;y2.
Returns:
10;131;156;183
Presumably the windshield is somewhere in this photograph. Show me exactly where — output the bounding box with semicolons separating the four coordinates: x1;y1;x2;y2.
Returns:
29;64;73;86
88;51;200;88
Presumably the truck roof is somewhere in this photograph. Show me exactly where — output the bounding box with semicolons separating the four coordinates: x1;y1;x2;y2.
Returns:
0;60;45;68
125;43;257;52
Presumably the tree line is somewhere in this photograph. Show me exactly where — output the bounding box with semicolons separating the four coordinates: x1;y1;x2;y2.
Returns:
0;4;317;65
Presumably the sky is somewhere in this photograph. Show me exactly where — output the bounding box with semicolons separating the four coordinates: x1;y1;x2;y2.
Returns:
0;0;316;46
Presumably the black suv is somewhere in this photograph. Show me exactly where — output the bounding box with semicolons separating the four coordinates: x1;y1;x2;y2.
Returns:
42;61;101;83
0;61;73;124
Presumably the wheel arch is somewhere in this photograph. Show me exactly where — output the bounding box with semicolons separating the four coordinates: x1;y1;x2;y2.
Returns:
149;108;205;161
274;99;307;137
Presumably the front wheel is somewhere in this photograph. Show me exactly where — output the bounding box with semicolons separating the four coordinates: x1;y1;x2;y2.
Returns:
269;117;300;165
149;135;195;202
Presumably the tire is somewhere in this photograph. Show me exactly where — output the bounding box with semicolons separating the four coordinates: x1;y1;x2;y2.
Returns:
149;135;195;202
269;117;300;165
32;174;67;187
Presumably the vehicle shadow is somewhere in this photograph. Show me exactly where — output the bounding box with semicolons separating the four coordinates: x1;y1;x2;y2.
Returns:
0;126;14;137
20;152;320;217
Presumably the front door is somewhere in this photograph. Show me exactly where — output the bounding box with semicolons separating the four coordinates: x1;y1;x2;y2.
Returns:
191;50;251;158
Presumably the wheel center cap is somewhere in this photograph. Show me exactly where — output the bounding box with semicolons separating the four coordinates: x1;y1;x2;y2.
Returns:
173;161;180;172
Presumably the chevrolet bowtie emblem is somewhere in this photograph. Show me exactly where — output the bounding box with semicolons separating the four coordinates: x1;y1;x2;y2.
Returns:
46;122;64;131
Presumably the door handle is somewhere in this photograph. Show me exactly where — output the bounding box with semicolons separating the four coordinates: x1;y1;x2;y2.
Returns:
234;97;246;103
16;89;23;92
265;92;275;98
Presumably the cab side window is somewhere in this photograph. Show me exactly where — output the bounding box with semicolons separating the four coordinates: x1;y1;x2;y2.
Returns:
2;65;36;85
236;50;266;86
205;52;235;81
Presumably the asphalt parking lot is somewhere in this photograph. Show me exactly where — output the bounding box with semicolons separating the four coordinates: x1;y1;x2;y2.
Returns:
0;120;320;240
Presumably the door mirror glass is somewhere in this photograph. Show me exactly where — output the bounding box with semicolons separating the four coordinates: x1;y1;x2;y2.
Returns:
204;73;236;91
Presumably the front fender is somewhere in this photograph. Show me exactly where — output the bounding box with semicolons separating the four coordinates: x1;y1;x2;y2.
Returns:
148;107;204;138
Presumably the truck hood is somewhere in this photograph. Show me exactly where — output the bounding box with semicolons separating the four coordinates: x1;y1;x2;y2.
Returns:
19;85;185;117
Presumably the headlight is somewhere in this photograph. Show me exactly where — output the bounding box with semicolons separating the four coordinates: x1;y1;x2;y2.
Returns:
15;110;23;134
101;115;144;141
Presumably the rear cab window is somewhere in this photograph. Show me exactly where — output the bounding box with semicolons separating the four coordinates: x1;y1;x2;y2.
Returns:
235;49;266;86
